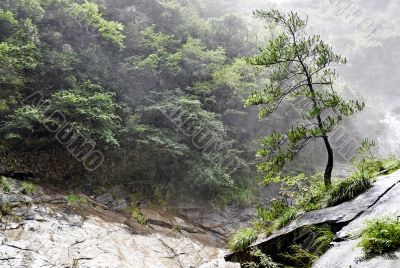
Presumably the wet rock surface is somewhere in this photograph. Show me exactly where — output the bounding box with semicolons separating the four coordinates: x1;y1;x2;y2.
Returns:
0;179;239;268
314;174;400;268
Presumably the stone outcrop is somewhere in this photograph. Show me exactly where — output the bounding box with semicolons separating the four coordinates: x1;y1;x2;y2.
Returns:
0;179;239;268
225;171;400;267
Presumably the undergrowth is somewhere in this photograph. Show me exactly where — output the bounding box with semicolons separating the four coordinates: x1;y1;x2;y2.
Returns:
228;227;258;251
280;245;318;268
128;193;147;225
359;217;400;258
327;176;372;206
66;194;88;205
21;181;37;195
243;249;281;268
0;176;11;192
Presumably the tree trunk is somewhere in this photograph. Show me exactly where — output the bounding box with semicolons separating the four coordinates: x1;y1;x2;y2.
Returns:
322;135;333;188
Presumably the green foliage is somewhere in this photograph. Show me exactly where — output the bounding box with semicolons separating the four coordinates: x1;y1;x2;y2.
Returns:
3;82;121;146
327;176;372;206
256;200;297;234
66;194;88;205
351;138;400;180
69;1;125;49
0;203;13;216
246;9;364;186
312;225;335;256
359;218;400;258
129;206;147;225
21;181;37;194
221;184;258;206
257;200;288;223
274;207;297;229
280;245;318;268
243;249;281;268
127;193;147;225
296;176;326;212
0;0;261;201
49;82;121;145
142;89;243;192
0;8;41;96
228;227;259;251
0;176;12;192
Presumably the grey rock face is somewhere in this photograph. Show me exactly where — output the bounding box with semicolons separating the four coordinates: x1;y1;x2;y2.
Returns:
0;206;237;268
95;192;115;207
0;179;239;268
314;175;400;268
225;171;400;267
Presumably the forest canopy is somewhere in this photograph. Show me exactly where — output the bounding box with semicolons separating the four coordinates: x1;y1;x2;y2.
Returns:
0;0;268;201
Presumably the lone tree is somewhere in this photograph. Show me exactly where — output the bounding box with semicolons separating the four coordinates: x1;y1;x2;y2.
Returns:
245;9;364;188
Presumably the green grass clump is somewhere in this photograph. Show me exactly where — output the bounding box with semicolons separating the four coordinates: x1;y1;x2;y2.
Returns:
127;193;147;225
274;207;297;229
358;218;400;258
311;225;335;255
327;176;372;207
382;158;400;174
130;206;147;225
21;181;37;195
257;200;297;234
228;227;258;251
297;179;326;212
280;245;318;268
257;200;288;223
65;194;88;205
0;204;13;216
0;176;11;192
353;157;400;180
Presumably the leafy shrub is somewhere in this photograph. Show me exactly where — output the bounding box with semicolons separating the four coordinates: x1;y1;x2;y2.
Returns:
129;206;147;225
327;176;372;207
228;227;258;251
359;218;400;258
0;176;11;192
21;181;37;195
65;194;88;205
296;178;326;212
243;249;281;268
257;200;288;223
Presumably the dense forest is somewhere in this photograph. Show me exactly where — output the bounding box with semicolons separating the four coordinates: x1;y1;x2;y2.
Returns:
0;0;275;203
0;0;375;203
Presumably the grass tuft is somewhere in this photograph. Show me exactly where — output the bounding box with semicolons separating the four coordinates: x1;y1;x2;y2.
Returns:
65;194;88;205
130;206;147;225
358;218;400;258
274;207;297;229
312;225;335;255
280;245;318;268
0;204;13;216
21;181;37;195
0;176;11;192
228;227;258;251
327;176;372;207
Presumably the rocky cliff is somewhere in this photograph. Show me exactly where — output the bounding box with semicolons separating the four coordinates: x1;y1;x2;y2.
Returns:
0;178;239;268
